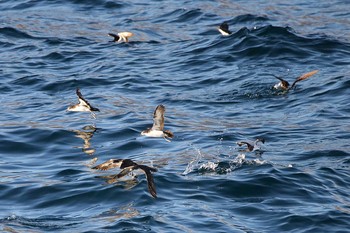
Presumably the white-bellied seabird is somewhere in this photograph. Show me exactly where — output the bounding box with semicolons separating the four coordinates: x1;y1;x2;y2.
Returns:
108;32;134;43
141;104;174;142
218;22;232;36
92;158;158;198
67;88;99;118
272;70;319;91
237;138;265;152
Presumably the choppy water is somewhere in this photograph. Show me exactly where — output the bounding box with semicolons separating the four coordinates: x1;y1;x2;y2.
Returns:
1;0;350;232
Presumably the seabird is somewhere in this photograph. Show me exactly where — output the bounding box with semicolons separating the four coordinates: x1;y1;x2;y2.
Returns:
272;70;319;91
237;138;265;152
141;104;174;142
67;88;100;118
218;22;232;36
92;158;158;198
108;32;134;43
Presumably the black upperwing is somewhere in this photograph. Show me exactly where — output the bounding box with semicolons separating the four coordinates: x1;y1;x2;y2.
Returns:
271;75;290;89
237;141;254;152
76;88;100;112
108;33;120;42
255;138;265;144
137;164;158;198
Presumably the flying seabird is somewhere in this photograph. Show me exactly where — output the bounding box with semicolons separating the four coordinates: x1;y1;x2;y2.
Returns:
108;32;134;43
141;104;174;142
237;138;265;152
67;88;99;118
92;158;158;198
218;22;232;36
272;70;319;91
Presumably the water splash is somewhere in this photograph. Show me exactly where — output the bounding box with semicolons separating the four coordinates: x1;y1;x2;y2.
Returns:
182;145;203;175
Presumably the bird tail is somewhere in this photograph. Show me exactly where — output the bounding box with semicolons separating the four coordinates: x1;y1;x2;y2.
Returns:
91;107;100;112
164;130;174;139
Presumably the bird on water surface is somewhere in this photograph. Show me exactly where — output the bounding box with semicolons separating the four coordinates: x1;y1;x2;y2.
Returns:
218;22;232;36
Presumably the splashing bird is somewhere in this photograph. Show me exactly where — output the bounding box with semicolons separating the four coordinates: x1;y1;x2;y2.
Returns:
67;88;100;118
141;104;174;142
92;158;158;198
272;70;319;91
237;138;265;152
108;32;134;43
218;22;232;36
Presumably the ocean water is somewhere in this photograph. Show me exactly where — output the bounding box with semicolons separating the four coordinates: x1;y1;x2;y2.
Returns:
1;0;350;232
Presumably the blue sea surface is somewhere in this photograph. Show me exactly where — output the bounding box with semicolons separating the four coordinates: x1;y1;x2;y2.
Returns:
1;0;350;232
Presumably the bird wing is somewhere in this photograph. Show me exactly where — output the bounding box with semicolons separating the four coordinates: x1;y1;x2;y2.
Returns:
92;159;123;171
271;75;285;82
108;33;119;39
290;70;319;89
137;165;157;198
271;75;290;88
237;141;253;151
76;88;99;111
152;105;165;131
76;88;91;107
255;138;265;144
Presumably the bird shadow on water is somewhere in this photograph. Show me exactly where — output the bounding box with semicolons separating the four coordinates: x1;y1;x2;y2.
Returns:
94;174;139;191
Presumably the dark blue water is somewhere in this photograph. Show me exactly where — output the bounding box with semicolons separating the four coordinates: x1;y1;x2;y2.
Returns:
1;0;350;232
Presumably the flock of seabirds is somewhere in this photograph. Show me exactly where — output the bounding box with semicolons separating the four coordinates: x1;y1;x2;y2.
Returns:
67;22;319;198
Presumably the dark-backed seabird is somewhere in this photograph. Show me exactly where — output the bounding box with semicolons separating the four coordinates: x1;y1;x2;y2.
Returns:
218;22;232;36
67;88;100;112
141;104;174;142
272;70;319;91
67;88;99;118
92;158;158;198
237;138;265;152
108;32;134;43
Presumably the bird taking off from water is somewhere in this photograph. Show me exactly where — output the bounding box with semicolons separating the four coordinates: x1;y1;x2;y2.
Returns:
272;70;319;91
